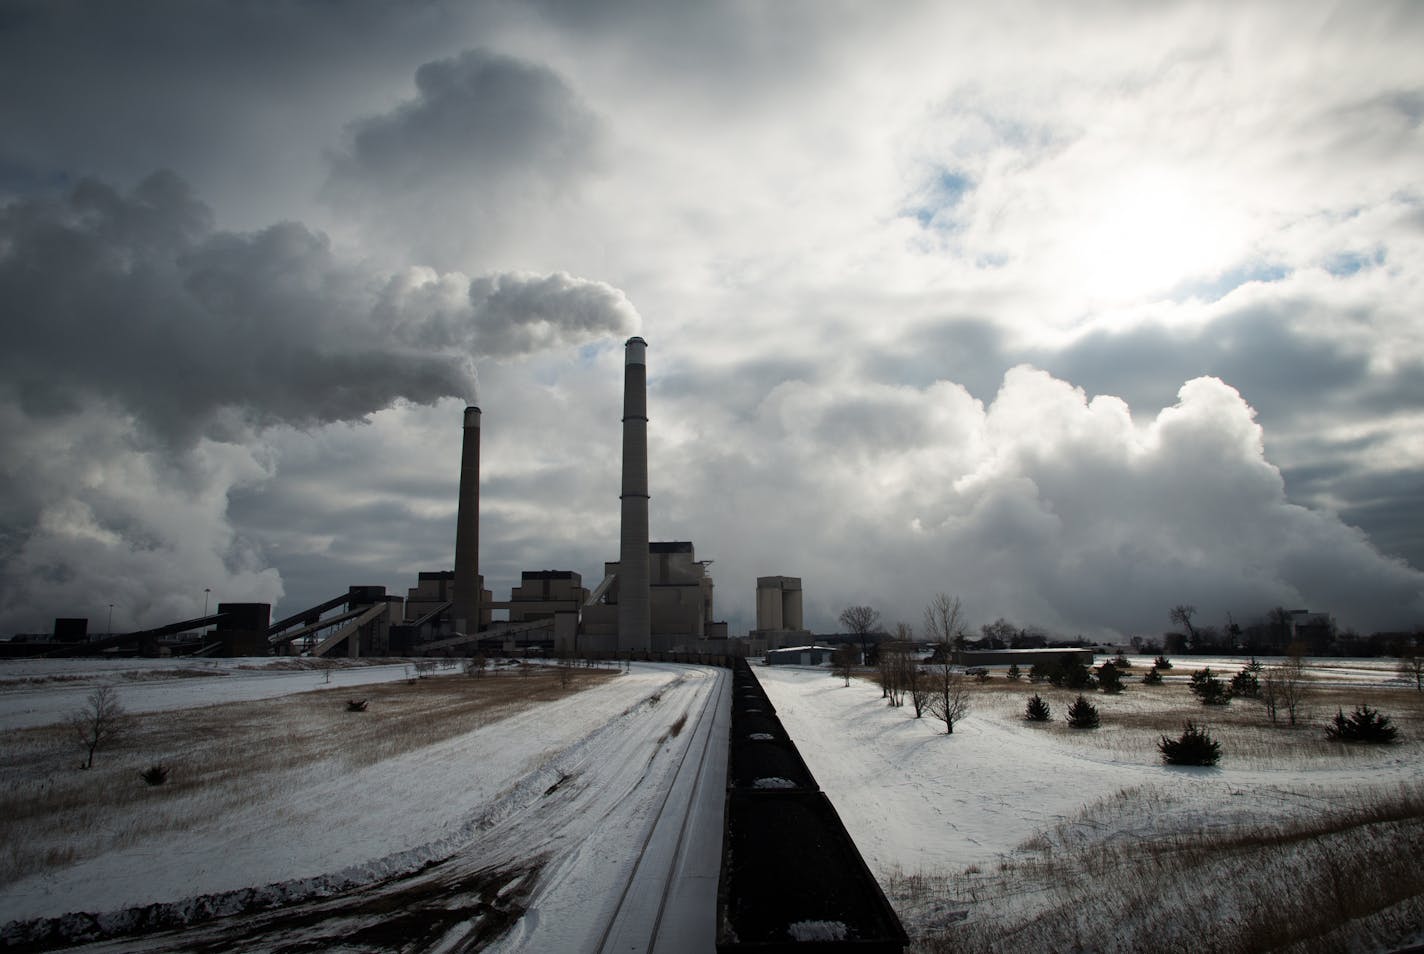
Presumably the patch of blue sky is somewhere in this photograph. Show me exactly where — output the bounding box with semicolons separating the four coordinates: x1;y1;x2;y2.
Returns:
905;168;974;230
1324;246;1386;277
1169;260;1290;303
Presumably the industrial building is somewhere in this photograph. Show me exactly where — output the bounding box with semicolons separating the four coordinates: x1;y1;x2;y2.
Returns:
383;335;735;658
750;576;812;651
27;336;781;660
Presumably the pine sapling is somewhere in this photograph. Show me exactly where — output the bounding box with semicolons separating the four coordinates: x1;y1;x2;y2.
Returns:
1189;668;1231;706
1324;704;1399;744
1230;666;1260;699
1096;661;1125;694
1025;694;1051;722
1159;721;1221;766
1066;694;1100;729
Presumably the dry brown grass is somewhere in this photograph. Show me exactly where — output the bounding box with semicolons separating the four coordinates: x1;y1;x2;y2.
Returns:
892;782;1424;954
945;672;1424;770
0;667;616;887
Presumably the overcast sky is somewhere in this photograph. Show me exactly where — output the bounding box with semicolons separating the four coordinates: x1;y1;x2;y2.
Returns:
2;0;1422;640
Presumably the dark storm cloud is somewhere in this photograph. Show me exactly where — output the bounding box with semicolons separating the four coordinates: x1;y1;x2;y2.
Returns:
329;49;601;191
859;319;1010;401
0;0;474;215
1028;306;1371;423
322;47;605;264
0;171;637;444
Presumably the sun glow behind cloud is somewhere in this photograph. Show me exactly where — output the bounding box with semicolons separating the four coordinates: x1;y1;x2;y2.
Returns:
1066;169;1245;305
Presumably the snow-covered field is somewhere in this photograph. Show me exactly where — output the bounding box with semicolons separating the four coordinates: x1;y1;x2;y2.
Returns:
756;656;1424;952
0;656;725;952
3;653;1421;952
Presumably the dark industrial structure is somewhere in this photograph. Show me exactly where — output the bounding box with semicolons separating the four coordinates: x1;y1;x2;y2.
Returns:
13;336;747;659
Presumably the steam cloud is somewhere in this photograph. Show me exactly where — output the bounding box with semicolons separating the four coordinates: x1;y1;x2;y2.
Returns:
664;366;1424;636
0;172;638;631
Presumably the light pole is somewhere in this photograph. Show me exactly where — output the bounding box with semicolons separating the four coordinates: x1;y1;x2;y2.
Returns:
203;587;211;617
107;603;114;636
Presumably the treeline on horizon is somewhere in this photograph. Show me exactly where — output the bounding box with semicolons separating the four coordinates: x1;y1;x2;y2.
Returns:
837;603;1420;660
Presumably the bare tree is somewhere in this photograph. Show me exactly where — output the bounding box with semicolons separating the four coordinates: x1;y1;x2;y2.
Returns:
878;623;916;707
925;656;970;734
923;595;970;732
1263;646;1310;725
876;625;905;704
839;605;882;665
831;644;858;687
876;640;894;701
923;593;967;663
68;685;124;769
908;660;930;718
1398;640;1423;692
979;618;1016;649
893;622;916;707
1169;605;1198;647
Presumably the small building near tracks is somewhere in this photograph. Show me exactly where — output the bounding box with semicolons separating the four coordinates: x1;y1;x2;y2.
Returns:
765;645;838;666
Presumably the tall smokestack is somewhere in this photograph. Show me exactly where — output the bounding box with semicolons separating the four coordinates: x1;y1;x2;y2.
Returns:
454;405;481;633
618;337;651;651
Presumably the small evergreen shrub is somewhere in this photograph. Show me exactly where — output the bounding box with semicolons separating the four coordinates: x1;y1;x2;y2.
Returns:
1042;658;1095;690
346;699;369;712
1096;661;1125;694
1229;667;1260;699
1159;721;1221;765
1154;655;1173;670
1066;695;1100;729
1025;694;1051;722
1028;663;1047;684
1141;666;1163;685
1189;668;1231;706
1111;653;1131;670
140;764;170;786
1324;705;1399;744
1006;663;1022;682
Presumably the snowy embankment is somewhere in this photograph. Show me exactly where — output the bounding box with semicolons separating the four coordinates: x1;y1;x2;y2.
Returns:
0;657;433;730
0;657;715;948
756;660;1424;950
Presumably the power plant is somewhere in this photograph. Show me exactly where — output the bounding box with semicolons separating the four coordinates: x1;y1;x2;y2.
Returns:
20;335;814;659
